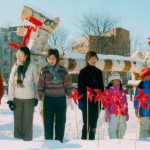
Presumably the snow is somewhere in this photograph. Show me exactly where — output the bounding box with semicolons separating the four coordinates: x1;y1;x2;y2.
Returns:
0;95;150;150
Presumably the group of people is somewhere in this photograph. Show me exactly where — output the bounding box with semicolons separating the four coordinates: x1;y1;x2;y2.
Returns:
0;47;150;143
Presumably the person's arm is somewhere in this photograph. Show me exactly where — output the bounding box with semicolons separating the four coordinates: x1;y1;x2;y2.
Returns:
8;66;16;101
98;70;104;92
64;70;72;96
32;64;38;98
37;70;45;99
0;73;4;101
78;70;85;95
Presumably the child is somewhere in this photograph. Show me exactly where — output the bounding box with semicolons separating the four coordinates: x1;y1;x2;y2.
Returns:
104;72;129;139
134;67;150;138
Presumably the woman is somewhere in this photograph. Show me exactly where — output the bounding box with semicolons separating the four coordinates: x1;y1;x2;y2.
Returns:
37;48;72;143
78;51;104;140
0;72;4;104
7;46;38;141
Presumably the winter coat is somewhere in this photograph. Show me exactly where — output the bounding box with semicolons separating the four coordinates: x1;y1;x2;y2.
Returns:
0;73;4;101
8;63;38;100
78;65;104;106
104;85;128;115
134;80;150;117
37;65;72;97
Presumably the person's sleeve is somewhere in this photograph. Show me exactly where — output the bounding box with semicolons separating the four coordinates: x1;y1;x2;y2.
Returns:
64;71;72;96
37;70;45;98
33;64;38;98
78;71;85;95
8;66;16;101
99;70;104;92
134;88;139;110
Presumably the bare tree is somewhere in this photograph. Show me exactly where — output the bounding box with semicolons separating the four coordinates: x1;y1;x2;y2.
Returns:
77;12;120;53
48;27;69;53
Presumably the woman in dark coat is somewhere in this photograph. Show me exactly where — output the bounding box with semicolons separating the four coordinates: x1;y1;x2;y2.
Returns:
78;51;104;140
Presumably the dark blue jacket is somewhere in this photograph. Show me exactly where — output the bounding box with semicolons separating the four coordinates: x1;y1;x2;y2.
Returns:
134;80;150;117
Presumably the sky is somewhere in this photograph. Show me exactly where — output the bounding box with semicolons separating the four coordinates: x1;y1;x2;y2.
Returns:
0;0;150;51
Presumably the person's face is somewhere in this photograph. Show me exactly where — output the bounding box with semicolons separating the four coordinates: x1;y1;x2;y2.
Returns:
111;79;120;86
143;75;150;81
88;56;98;66
16;50;27;63
47;55;57;66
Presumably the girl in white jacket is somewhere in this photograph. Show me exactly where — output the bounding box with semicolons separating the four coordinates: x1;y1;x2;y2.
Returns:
7;46;38;141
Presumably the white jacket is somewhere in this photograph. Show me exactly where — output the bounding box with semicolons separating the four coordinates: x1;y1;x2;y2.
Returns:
8;62;38;100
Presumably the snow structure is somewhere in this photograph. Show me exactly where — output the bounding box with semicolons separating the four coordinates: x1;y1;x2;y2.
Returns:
16;5;60;72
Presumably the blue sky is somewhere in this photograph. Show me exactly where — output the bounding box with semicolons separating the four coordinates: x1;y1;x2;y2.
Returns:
0;0;150;50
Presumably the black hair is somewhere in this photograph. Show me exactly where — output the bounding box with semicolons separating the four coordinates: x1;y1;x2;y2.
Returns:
137;81;143;89
106;82;123;90
46;49;59;63
19;46;31;62
85;51;99;65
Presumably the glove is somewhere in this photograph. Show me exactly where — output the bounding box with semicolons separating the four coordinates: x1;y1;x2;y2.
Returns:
7;101;16;111
78;99;83;111
105;110;110;122
37;100;43;114
34;98;38;107
67;99;74;111
126;113;129;121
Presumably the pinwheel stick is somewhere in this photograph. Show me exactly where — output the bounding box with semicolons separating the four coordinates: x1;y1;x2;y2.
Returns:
135;104;140;150
74;104;79;139
118;114;121;145
97;101;101;146
103;110;106;140
87;92;89;141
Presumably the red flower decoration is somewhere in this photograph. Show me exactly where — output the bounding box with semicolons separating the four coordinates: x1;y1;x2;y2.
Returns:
134;88;150;109
68;88;83;105
86;86;93;102
94;89;103;103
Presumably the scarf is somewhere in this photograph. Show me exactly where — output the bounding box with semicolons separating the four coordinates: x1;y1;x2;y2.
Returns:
47;63;61;83
14;60;30;87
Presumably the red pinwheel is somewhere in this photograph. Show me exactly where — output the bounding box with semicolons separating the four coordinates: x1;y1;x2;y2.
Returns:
86;86;93;102
94;89;103;103
148;37;150;46
102;91;109;109
68;88;83;105
134;88;150;109
115;104;127;116
110;90;124;107
8;42;19;49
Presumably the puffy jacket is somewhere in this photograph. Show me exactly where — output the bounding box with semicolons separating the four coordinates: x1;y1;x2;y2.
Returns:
134;80;150;117
8;63;38;100
104;85;128;115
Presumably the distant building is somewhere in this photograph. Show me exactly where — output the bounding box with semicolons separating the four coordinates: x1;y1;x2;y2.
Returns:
0;27;22;83
71;28;131;85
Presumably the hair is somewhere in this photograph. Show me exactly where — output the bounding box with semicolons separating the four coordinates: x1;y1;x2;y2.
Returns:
19;46;31;62
106;81;123;90
46;49;59;63
137;81;143;89
85;51;99;65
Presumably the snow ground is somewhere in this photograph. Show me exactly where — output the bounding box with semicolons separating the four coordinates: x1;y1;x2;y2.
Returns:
0;95;150;150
